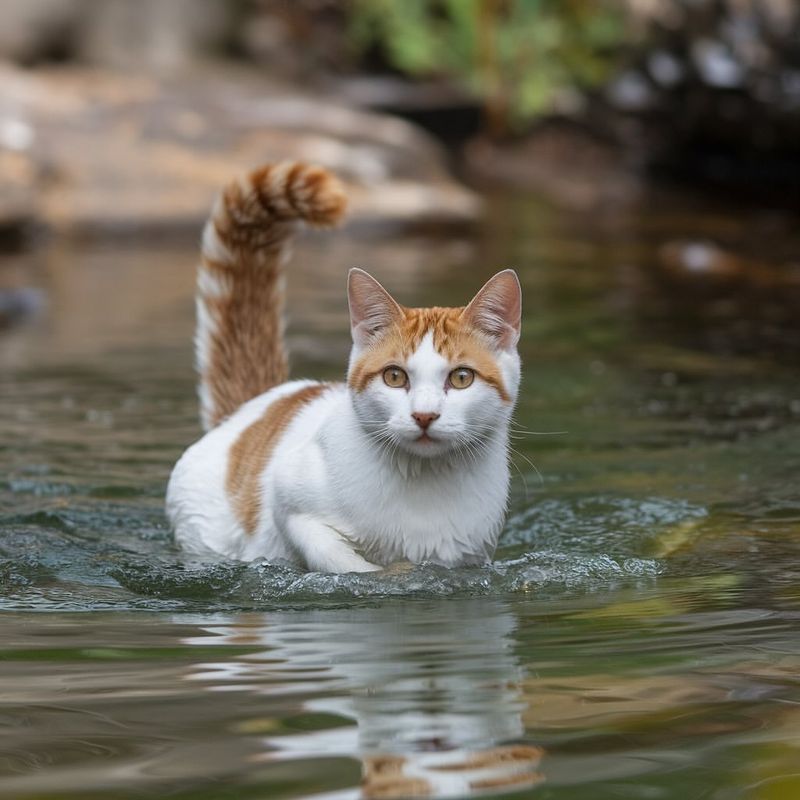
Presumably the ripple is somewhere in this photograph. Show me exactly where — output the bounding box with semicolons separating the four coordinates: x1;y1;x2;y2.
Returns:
0;500;667;611
109;551;663;609
505;495;707;556
0;555;56;590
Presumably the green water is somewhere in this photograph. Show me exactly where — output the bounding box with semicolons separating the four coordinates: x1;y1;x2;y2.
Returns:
1;189;799;798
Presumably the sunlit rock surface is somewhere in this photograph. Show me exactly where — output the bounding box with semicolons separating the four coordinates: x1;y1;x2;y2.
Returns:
0;63;481;240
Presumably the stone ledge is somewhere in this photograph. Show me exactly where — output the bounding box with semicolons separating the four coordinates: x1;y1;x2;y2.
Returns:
0;64;482;244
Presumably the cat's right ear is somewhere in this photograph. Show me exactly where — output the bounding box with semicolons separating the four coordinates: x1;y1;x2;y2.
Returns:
347;269;402;347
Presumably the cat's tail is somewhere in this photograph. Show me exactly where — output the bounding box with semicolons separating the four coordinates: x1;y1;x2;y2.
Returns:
195;162;347;430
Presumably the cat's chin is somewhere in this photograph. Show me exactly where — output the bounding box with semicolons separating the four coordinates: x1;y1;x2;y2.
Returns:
398;435;456;460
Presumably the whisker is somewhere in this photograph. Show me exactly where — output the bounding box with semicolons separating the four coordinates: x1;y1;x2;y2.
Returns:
508;449;530;498
509;426;568;437
509;445;544;488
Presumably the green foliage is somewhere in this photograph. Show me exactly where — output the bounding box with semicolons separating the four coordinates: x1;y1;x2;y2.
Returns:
348;0;626;134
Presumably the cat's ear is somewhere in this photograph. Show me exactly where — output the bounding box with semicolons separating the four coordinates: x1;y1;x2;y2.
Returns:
462;269;522;349
347;268;403;347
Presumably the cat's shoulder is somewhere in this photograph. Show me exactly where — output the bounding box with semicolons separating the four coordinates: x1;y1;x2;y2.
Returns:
171;380;340;480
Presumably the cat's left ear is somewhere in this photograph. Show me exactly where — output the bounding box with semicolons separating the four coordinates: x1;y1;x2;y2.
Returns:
462;269;522;350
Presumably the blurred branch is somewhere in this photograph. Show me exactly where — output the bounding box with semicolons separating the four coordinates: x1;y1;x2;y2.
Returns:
347;0;627;137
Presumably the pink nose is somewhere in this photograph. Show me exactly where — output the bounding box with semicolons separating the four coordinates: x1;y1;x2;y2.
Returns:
412;412;440;430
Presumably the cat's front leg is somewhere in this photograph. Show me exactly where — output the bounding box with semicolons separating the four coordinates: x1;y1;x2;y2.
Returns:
284;514;381;574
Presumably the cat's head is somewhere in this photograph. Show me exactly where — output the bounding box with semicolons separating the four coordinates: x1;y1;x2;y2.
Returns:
346;269;521;460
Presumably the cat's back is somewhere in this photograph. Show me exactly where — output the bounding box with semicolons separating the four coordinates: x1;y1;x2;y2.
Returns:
167;379;342;560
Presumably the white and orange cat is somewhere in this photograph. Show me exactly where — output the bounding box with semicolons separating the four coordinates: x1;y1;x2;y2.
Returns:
167;162;522;573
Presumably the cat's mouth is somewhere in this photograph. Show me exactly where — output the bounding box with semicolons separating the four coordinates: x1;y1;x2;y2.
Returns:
401;430;455;459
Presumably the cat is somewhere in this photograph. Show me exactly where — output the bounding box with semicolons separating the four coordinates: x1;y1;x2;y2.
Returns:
166;161;522;573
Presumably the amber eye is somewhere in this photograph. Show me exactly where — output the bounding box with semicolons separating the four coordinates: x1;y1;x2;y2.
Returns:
449;367;475;389
382;366;408;389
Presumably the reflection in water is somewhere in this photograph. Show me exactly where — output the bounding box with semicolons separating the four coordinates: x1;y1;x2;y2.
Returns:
182;600;542;798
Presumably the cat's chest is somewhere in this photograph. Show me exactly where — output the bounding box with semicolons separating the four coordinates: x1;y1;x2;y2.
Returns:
334;461;506;564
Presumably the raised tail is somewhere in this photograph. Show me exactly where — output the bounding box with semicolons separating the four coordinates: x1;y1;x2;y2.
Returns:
195;162;347;430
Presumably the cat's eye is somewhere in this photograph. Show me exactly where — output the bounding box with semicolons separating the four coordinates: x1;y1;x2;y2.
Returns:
448;367;475;389
383;366;408;389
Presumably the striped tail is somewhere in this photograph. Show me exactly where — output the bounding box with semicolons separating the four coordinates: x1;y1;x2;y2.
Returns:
195;162;347;430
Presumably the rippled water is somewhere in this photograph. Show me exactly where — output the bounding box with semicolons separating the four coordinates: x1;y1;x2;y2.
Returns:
1;189;800;798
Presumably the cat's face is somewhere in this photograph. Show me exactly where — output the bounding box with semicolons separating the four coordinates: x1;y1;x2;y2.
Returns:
346;270;521;460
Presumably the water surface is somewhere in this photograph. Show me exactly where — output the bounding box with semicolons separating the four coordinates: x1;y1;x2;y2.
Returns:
1;188;799;798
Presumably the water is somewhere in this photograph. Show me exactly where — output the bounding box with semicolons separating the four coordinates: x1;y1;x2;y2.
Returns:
1;188;800;798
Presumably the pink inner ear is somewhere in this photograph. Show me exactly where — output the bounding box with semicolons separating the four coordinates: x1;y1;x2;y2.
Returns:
463;270;521;349
347;269;402;345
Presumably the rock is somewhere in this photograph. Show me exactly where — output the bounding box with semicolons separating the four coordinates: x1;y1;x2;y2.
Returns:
658;239;800;288
0;63;481;241
612;0;800;190
0;0;77;64
606;70;657;112
0;286;44;329
659;240;744;280
77;0;231;72
0;150;40;248
691;39;745;89
464;121;640;210
326;75;483;145
0;0;232;70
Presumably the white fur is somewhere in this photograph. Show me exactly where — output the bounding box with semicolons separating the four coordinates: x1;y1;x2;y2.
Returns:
194;295;218;432
200;211;231;263
168;332;520;572
195;218;234;431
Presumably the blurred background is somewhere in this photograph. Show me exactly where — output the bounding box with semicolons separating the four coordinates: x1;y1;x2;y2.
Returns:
2;0;800;328
1;0;799;242
2;0;799;363
1;0;798;332
3;4;800;799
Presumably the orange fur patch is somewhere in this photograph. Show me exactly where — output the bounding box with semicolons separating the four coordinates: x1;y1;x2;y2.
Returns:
201;250;289;430
348;306;510;401
469;771;544;791
362;755;431;799
226;384;329;535
199;161;346;429
429;745;544;772
363;755;407;778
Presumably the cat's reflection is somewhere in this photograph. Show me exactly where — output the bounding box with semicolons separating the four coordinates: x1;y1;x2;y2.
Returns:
182;599;542;798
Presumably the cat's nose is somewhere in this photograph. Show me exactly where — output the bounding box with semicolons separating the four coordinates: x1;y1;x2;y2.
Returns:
412;412;440;430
